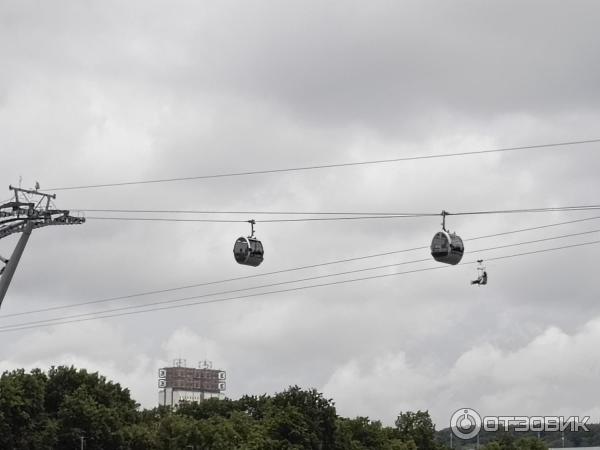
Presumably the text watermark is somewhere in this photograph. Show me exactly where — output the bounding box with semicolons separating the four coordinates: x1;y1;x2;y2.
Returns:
450;408;590;440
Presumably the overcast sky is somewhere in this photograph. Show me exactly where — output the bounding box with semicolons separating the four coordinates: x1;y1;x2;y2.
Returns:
1;0;600;428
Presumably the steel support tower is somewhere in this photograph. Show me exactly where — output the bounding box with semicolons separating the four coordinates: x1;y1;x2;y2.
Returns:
0;184;85;308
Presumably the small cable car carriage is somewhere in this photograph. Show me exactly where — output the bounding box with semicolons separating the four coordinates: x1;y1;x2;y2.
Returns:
471;259;488;286
233;220;264;267
430;211;464;265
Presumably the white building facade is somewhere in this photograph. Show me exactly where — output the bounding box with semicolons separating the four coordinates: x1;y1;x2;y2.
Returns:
158;359;226;408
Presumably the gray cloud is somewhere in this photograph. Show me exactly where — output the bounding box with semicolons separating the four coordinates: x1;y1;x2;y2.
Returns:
1;0;599;426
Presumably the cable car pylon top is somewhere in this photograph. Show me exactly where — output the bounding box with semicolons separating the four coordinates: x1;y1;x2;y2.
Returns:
0;183;85;308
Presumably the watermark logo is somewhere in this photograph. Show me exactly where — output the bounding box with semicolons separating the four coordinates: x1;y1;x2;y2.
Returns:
451;408;482;439
450;408;590;440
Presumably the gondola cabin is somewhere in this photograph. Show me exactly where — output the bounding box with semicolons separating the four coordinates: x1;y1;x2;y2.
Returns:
430;231;464;265
233;236;264;267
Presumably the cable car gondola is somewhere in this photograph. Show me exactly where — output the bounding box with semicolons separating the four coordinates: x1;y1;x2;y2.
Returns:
471;259;488;285
233;220;264;267
430;211;464;265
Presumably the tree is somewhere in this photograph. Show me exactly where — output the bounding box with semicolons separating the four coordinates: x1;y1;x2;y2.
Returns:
395;410;437;450
176;397;238;420
516;437;547;450
270;386;339;448
336;416;416;450
483;437;547;450
122;422;159;450
0;365;486;449
0;366;140;450
45;366;137;416
0;368;57;449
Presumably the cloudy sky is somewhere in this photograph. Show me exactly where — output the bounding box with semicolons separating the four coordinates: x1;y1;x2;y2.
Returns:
1;0;600;428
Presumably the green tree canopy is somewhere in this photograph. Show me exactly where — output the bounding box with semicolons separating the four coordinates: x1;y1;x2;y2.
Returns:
395;410;438;450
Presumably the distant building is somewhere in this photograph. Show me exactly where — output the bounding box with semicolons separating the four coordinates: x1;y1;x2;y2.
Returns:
158;358;226;407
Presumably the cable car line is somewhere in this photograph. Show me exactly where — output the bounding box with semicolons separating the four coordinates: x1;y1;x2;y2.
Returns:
448;205;600;216
2;215;599;320
0;245;432;319
83;205;600;224
87;216;249;223
74;208;435;216
85;214;425;223
47;138;600;191
73;203;600;217
0;257;434;329
2;231;599;331
1;239;599;334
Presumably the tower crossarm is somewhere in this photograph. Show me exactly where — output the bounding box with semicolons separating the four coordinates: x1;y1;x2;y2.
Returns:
0;185;85;241
0;210;85;240
0;201;35;218
0;183;84;308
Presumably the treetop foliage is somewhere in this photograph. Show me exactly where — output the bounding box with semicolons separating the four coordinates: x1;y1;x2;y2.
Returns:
0;366;552;450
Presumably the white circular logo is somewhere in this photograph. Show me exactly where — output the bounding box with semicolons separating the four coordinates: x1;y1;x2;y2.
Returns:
450;408;482;440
